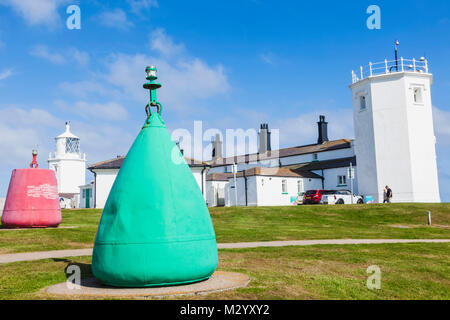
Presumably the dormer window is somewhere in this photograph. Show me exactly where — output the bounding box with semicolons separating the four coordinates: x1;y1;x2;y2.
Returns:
312;153;318;161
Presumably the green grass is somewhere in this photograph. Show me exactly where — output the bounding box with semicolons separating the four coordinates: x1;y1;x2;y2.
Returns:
0;243;448;300
0;204;449;254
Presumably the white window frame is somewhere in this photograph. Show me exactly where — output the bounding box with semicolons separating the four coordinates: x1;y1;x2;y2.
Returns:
297;179;304;194
282;179;288;193
338;175;347;186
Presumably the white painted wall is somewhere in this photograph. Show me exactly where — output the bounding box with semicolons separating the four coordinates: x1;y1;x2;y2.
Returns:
351;72;440;203
0;197;5;217
79;184;94;209
92;169;118;209
225;176;322;207
92;167;207;209
208;147;354;174
312;167;359;195
48;158;86;194
206;180;228;207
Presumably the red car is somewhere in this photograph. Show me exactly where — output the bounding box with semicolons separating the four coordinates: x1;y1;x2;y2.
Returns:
303;190;335;204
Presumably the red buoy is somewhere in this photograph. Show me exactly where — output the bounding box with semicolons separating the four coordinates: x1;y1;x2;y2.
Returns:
1;150;62;228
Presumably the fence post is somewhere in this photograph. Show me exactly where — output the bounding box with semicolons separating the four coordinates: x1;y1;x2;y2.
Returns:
360;66;363;80
425;59;429;73
413;58;416;72
401;57;404;71
369;62;373;77
385;59;388;73
427;211;432;226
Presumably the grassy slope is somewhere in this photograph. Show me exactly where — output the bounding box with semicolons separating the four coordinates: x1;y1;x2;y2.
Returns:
0;203;449;254
1;243;448;300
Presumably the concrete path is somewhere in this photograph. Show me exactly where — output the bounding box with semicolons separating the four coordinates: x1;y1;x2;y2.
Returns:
1;239;449;264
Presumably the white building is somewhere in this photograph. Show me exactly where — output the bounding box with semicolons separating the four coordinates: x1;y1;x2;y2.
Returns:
85;156;209;209
206;57;440;206
206;123;357;207
48;122;86;208
75;56;441;208
350;58;440;203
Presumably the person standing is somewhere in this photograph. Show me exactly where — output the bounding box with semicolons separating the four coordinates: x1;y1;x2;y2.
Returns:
383;187;388;203
386;186;393;203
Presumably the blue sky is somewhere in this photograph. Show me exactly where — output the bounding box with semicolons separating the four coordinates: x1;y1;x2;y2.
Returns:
0;0;449;201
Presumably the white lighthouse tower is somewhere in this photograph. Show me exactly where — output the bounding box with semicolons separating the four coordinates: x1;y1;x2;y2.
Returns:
350;52;440;203
48;122;86;204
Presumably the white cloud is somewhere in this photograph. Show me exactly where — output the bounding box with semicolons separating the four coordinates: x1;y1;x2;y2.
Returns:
54;29;229;112
72;48;90;66
260;52;276;65
98;8;133;30
30;45;65;64
0;106;135;196
0;107;61;169
150;28;185;57
55;100;128;122
434;107;450;146
127;0;158;14
30;45;90;66
0;0;68;27
58;80;112;99
0;69;13;81
103;53;229;111
273;109;354;147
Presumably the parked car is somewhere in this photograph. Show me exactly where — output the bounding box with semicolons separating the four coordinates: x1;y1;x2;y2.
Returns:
303;190;336;204
296;192;305;205
322;190;364;205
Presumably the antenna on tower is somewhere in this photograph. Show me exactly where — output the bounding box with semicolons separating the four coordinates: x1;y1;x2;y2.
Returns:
390;40;400;72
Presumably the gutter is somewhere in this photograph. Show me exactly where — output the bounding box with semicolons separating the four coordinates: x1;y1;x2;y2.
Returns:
243;170;248;206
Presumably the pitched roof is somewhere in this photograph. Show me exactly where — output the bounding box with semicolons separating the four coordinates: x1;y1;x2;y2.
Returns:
234;167;323;179
208;139;352;167
88;156;209;170
283;156;356;172
206;172;234;181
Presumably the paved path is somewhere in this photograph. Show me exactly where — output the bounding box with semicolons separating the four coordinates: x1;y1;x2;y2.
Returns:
1;239;449;264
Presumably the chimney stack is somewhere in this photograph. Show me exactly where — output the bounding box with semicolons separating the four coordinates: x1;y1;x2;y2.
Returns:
317;115;329;144
259;123;272;154
212;133;222;161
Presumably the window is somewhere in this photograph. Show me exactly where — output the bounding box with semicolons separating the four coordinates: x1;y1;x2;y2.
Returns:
338;175;347;186
65;137;80;154
413;87;423;104
360;95;367;110
282;180;288;193
82;189;86;198
297;180;304;194
312;153;318;161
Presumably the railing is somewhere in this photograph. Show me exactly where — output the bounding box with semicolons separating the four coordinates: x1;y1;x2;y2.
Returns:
351;58;429;84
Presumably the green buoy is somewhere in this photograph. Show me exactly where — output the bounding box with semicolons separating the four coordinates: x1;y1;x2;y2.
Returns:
92;66;218;287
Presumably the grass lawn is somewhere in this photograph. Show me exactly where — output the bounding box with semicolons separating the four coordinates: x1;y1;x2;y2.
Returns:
0;203;449;254
0;243;448;300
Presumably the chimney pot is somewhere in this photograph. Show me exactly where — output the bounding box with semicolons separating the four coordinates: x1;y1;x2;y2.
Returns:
317;115;329;144
259;123;272;154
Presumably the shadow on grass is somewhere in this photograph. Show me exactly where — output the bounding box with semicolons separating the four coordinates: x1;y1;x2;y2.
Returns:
52;258;93;279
